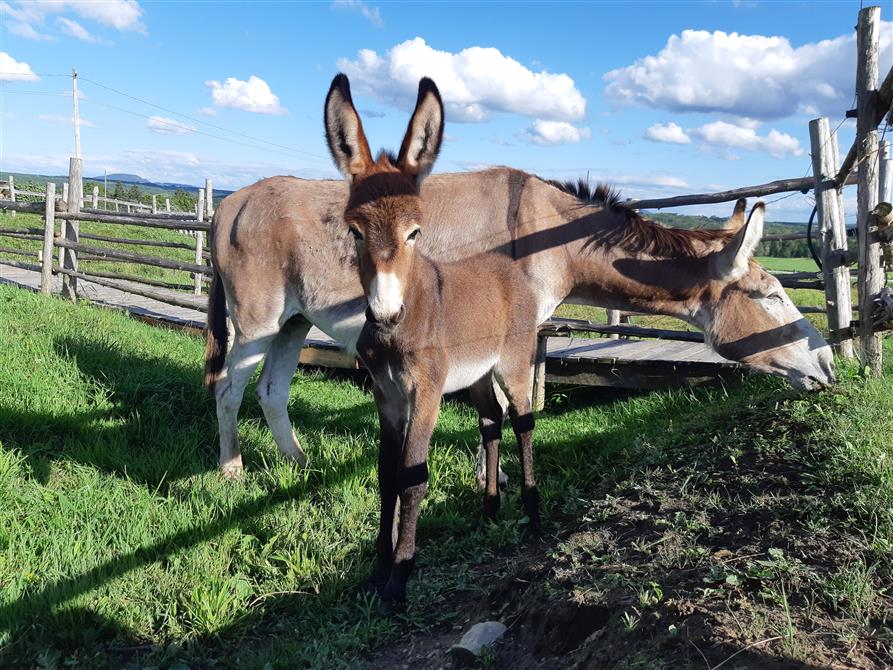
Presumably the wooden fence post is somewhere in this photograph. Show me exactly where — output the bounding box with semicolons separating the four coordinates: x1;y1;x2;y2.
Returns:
606;309;620;340
61;158;82;301
91;185;99;209
165;197;171;213
195;192;205;294
810;117;854;358
62;182;69;206
855;6;883;374
152;194;158;214
41;182;56;294
880;140;892;203
532;334;548;412
194;231;204;296
8;174;15;219
205;178;213;219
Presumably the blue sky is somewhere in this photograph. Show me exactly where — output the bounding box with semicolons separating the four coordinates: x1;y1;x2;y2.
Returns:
0;0;890;221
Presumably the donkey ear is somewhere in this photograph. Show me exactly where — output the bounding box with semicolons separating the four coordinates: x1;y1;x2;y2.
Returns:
324;73;374;180
396;77;444;186
725;198;748;231
713;202;765;279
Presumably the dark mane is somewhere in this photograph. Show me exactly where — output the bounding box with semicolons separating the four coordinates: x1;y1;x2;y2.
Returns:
377;149;398;165
546;178;734;258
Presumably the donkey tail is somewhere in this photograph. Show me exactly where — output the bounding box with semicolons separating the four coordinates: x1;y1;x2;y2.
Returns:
204;265;228;393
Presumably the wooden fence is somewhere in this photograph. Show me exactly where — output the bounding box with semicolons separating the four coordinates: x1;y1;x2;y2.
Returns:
0;160;213;310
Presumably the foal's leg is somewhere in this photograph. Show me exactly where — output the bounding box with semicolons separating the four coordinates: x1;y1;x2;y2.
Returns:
474;379;510;492
495;358;540;528
381;389;441;610
469;376;504;519
216;334;273;477
256;316;312;466
368;385;405;594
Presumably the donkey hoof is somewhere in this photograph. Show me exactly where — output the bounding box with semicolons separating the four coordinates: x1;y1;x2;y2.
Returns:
482;493;501;519
284;447;308;468
220;463;244;479
377;596;406;617
365;571;389;596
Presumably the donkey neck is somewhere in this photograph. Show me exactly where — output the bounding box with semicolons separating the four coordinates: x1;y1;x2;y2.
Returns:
557;197;716;324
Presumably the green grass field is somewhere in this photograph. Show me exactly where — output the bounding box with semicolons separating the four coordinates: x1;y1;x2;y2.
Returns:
1;286;892;667
756;256;820;273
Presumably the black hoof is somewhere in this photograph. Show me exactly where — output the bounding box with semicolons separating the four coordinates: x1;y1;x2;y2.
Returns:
377;596;406;616
365;566;390;596
483;493;501;519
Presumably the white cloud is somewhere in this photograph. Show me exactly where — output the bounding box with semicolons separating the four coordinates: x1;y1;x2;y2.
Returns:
1;1;146;38
38;114;97;127
604;23;893;120
643;121;690;144
147;116;197;135
6;18;51;40
524;119;590;145
691;120;803;159
196;106;217;117
57;16;97;42
641;118;803;159
332;0;382;27
338;37;586;123
0;52;38;80
205;75;286;115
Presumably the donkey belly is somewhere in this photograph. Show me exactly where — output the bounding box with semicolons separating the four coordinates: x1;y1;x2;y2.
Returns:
305;296;367;354
442;356;498;395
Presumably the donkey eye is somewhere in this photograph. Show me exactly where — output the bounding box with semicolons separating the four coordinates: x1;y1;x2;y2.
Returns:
767;292;784;303
348;226;363;241
407;228;421;244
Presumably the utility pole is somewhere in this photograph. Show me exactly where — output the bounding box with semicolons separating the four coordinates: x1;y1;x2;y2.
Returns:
72;69;81;159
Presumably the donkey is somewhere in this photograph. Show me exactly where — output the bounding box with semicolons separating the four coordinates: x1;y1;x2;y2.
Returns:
323;74;541;607
205;114;835;482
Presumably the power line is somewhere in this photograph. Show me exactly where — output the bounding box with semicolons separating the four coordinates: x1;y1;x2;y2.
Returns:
78;75;329;161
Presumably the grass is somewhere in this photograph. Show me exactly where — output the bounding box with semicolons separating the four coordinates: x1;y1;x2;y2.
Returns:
755;256;819;273
1;285;892;667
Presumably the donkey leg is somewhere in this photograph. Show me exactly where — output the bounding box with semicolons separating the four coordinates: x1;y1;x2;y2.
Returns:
256;316;312;466
368;385;405;594
469;376;504;519
216;335;272;478
496;362;540;529
380;391;440;611
474;378;510;492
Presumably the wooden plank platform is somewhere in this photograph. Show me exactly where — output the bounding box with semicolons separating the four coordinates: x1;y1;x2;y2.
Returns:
0;262;739;390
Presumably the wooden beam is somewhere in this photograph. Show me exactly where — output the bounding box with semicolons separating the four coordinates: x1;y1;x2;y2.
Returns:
61;157;81;301
53;238;211;275
53;267;208;312
836;64;893;188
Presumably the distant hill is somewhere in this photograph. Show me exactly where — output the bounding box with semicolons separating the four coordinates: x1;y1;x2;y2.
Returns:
3;171;233;200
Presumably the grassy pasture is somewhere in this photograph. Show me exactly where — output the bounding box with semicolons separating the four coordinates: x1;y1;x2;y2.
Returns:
1;286;892;668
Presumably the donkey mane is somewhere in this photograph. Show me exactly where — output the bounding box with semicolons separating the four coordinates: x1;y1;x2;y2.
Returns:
547;178;733;258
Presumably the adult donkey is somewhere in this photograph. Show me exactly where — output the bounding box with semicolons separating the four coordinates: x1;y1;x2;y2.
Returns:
205;116;835;479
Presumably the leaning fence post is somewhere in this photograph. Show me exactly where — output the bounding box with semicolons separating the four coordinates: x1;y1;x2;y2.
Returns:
61;158;82;301
810;117;854;358
8;174;15;219
855;5;883;374
40;182;56;294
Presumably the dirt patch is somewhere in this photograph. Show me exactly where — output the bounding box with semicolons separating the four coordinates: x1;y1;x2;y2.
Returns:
362;406;893;669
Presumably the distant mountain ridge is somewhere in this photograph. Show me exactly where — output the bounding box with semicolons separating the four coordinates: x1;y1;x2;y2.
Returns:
4;171;234;199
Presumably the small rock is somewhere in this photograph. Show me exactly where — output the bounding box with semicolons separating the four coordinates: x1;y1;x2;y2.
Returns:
449;621;507;665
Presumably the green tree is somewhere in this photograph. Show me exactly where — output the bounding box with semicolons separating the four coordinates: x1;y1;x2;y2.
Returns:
170;189;196;213
112;181;125;200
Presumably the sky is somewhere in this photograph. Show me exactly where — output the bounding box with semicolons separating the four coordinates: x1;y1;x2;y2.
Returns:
0;0;890;222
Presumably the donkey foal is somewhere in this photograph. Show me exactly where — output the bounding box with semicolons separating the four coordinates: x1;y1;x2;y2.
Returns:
325;73;541;610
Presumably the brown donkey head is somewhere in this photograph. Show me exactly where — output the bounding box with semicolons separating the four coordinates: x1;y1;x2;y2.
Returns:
324;74;444;326
700;200;835;390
